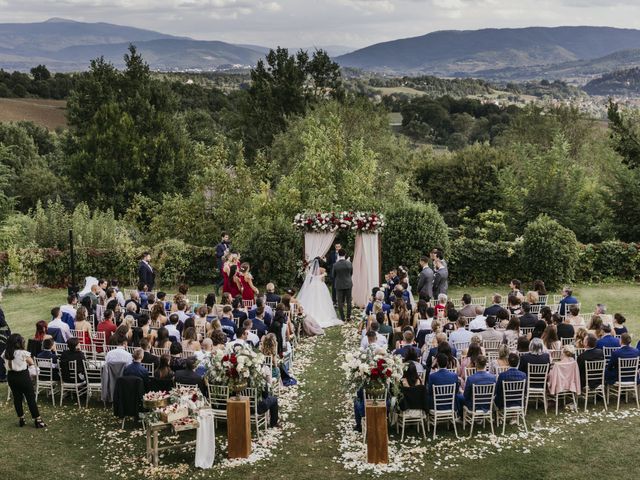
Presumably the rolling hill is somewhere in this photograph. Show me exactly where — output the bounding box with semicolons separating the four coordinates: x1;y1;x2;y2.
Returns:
336;26;640;79
583;67;640;96
0;18;265;71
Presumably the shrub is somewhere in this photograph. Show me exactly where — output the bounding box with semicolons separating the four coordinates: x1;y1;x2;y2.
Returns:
522;215;579;290
381;202;449;282
449;238;523;286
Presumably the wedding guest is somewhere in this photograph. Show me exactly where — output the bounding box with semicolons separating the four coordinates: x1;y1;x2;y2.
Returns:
533;280;547;300
175;358;206;395
269;310;286;355
495;353;527;410
250;306;269;337
154;354;175;381
519;302;537;328
577;334;604;389
60;294;78;320
174;299;190;325
613;314;628;335
48;307;72;342
150;302;167;327
232;297;248;323
503;317;520;345
220;306;237;341
458;294;476;319
469;305;487;332
33;321;52;343
165;314;182;343
123;349;149;386
1;334;46;428
566;306;585;328
74;307;93;344
449;316;474;348
541;324;562;351
60;338;86;382
182;327;201;352
242;319;260;347
459;356;495;415
524;290;540;307
105;337;133;365
605;333;639;385
394;330;419;359
540;306;553;325
367;290;391;317
490;345;510;374
496;308;510;329
575;328;588;349
391;298;411;344
97;309;117;345
36;339;59;379
124;291;141;314
596;325;620;349
360;321;387;350
210;330;227;351
518;338;551;377
427;354;459;410
457;342;482;387
169;342;187;371
484;294;503;317
265;283;281;304
251;296;274;319
509;279;524;300
555;313;575;340
404;347;425;377
558;286;579;316
507;295;523;316
139;339;159;368
517;336;530;353
480;316;503;343
434;294;447;319
587;315;604;338
531;320;547;340
155;327;172;349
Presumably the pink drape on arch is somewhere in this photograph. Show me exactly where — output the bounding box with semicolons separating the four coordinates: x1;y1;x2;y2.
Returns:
304;232;336;261
352;232;379;308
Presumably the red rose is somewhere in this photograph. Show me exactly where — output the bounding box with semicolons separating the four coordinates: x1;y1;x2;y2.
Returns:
385;369;392;377
377;359;385;368
230;354;237;364
192;393;198;402
222;355;229;362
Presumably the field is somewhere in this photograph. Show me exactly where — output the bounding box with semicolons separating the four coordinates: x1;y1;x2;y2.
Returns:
0;98;67;130
1;282;639;480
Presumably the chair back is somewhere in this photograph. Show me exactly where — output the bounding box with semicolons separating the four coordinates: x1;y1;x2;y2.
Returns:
152;347;169;357
549;349;562;362
561;337;575;346
242;300;255;309
493;365;509;375
451;299;462;309
83;360;102;384
603;346;620;361
527;362;550;390
208;384;230;410
471;382;495;411
529;305;541;315
141;362;155;377
453;341;470;357
502;379;526;407
520;327;534;336
538;295;548;305
238;387;260;409
65;359;82;384
35;358;56;382
471;297;486;307
464;366;477;378
584;360;605;388
55;342;68;357
483;340;502;352
432;383;456;411
182;350;195;359
618;357;639;384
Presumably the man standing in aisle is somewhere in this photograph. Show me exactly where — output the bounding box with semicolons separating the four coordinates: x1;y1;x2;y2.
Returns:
333;249;353;322
215;232;231;293
417;255;434;302
431;248;448;297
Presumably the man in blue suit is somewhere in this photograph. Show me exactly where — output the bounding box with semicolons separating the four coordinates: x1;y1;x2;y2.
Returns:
458;356;496;415
605;333;640;385
596;325;621;349
558;286;579;316
495;353;527;409
427;353;460;410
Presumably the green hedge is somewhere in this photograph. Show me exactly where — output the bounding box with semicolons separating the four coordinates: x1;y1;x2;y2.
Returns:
448;238;523;285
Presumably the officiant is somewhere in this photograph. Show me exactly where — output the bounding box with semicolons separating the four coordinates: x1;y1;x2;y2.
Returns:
326;242;341;305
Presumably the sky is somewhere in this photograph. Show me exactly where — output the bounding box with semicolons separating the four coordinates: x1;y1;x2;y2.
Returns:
2;0;640;49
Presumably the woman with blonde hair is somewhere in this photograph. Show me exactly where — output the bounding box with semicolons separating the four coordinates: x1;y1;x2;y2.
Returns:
524;290;539;306
260;333;280;381
74;306;92;344
574;327;588;349
587;315;604;338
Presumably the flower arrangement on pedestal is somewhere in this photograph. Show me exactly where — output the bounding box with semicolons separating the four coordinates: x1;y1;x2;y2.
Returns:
200;343;266;396
293;211;385;233
341;347;404;398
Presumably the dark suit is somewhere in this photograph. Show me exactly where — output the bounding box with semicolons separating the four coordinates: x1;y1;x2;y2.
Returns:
519;313;538;328
605;345;640;384
427;368;459;410
518;353;550;389
333;259;353;322
495;368;527;409
142;351;160;369
577;348;604;389
138;261;155;291
265;293;281;304
433;266;448;297
483;304;502;317
417;266;434;301
460;371;496;412
556;323;575;339
175;369;207;396
327;250;339;303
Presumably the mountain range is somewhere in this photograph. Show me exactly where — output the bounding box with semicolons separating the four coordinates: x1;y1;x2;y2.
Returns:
336;26;640;82
0;18;352;72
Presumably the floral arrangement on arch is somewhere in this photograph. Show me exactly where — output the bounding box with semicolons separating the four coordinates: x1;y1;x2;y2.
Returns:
200;343;267;391
293;211;385;233
341;347;404;396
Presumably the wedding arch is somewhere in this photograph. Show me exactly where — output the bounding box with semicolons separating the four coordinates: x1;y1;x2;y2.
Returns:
293;211;384;308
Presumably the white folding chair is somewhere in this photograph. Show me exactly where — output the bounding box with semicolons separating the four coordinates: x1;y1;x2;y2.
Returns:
583;360;607;411
520;327;534;337
471;297;487;307
35;358;60;405
428;383;459;439
60;360;87;408
483;340;502;353
608;357;639;411
538;295;548;305
529;305;541;315
208;384;229;427
526;363;550;414
239;387;269;438
83;359;104;407
141;362;155;378
242;299;255;309
603;346;620;362
397;407;427;441
549;349;563;363
495;379;527;435
462;382;495;437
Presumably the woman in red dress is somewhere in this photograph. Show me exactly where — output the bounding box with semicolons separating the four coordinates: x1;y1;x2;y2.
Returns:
239;262;259;303
223;253;243;298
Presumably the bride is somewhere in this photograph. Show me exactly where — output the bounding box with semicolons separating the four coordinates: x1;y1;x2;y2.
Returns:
297;257;343;329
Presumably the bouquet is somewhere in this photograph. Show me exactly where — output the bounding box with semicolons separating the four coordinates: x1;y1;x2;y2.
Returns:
200;343;266;393
342;348;404;397
170;386;206;412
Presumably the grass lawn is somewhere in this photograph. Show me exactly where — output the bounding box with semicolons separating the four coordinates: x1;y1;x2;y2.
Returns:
0;282;639;480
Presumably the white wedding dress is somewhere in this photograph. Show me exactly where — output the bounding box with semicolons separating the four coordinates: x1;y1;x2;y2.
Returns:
297;260;343;329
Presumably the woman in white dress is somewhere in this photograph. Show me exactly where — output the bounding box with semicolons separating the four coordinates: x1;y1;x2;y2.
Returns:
297;258;343;331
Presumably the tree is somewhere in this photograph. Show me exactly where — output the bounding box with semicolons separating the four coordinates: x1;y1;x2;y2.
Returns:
30;65;51;82
241;47;343;156
608;99;640;169
65;46;194;214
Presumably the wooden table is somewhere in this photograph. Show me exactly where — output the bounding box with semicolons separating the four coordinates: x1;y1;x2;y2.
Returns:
144;419;198;467
227;397;252;459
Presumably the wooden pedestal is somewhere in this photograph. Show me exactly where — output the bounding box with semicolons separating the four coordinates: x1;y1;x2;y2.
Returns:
365;401;388;464
227;397;252;459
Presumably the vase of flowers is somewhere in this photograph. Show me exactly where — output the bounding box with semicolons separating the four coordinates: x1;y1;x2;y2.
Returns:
200;343;266;397
342;348;404;405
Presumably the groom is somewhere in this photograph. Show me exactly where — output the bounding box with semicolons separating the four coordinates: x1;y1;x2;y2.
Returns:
333;249;353;322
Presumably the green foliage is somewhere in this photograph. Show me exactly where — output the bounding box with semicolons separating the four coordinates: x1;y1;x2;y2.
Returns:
456;209;513;242
577;241;640;283
64;46;195;214
449;238;523;285
0;68;76;99
608;99;640;169
522;215;579;290
381;202;450;280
